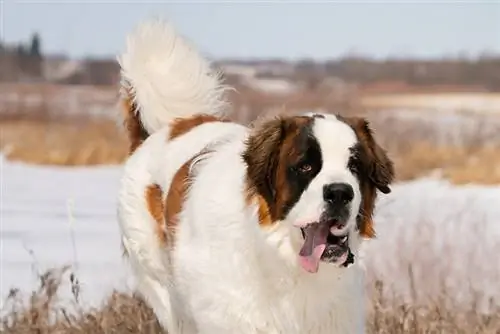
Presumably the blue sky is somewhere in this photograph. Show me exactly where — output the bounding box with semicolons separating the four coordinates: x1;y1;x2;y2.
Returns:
2;1;499;60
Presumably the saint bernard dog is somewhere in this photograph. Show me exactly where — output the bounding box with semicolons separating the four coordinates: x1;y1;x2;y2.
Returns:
117;19;394;334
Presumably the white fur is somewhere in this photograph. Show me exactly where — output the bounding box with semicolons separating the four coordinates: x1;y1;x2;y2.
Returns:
117;19;367;334
288;115;361;237
117;18;229;134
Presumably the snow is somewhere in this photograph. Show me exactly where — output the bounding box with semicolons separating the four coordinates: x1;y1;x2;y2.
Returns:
0;156;133;309
1;156;500;312
363;178;500;312
369;108;500;146
362;93;500;115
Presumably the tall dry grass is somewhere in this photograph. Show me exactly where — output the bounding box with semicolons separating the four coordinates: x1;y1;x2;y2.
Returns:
2;84;500;185
1;267;163;334
393;144;500;185
3;210;499;333
367;278;500;334
2;265;498;333
0;118;128;166
367;110;500;185
2;112;500;185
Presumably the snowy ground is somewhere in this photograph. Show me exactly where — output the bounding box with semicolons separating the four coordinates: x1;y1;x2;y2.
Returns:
368;108;500;146
361;92;500;114
1;155;500;312
364;178;500;312
0;156;132;310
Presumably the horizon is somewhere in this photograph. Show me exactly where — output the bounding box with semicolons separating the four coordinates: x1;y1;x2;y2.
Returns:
2;1;499;61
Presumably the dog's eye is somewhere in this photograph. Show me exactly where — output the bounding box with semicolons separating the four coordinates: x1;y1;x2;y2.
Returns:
297;163;312;174
347;156;361;175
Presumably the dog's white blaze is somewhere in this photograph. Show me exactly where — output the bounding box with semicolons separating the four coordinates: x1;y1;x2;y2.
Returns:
286;115;361;238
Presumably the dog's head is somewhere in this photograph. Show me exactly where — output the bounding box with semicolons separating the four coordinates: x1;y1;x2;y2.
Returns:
243;112;394;273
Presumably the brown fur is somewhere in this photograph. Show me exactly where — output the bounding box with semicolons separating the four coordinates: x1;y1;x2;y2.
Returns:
244;116;313;225
245;193;273;226
340;116;395;238
357;182;378;238
164;156;200;244
168;114;228;141
121;87;149;154
274;117;312;219
142;149;214;248
145;184;167;246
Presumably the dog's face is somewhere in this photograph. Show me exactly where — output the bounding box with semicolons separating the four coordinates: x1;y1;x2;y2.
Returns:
243;113;394;273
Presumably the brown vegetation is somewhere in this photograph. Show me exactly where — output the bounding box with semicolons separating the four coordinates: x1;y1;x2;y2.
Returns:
366;279;500;334
1;83;500;185
2;113;499;185
0;118;127;166
2;265;498;333
1;267;164;334
393;144;500;185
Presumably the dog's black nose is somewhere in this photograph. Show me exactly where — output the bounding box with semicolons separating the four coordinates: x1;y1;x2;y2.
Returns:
323;183;354;204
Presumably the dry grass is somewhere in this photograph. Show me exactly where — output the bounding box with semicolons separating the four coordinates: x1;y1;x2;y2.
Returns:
393;143;500;185
366;279;500;334
0;118;128;166
2;84;500;185
1;267;163;334
2;266;498;334
2;115;500;185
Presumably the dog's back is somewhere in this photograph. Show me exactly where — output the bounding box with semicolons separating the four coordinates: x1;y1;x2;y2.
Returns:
116;19;244;333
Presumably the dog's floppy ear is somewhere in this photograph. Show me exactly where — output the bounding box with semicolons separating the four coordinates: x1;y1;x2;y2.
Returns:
242;117;286;205
339;115;394;239
242;116;309;221
343;116;395;194
361;119;394;193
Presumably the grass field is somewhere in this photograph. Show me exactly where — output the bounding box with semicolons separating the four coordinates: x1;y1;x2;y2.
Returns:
0;118;127;166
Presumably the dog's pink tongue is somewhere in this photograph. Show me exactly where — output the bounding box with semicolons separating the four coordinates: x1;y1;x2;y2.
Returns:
299;223;329;273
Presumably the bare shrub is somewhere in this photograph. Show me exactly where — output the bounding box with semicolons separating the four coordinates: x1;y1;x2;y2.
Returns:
1;267;163;334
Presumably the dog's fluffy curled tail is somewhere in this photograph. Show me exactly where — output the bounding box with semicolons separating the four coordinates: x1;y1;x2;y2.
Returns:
118;18;229;153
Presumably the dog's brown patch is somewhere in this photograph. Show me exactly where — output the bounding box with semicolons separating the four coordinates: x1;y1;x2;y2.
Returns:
163;149;215;243
243;116;313;225
164;161;191;243
340;116;395;238
169;114;228;141
274;117;312;219
145;184;167;246
245;193;273;226
357;183;378;238
122;87;149;154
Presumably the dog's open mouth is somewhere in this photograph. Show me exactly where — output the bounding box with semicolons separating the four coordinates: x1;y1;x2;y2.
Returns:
298;220;354;273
